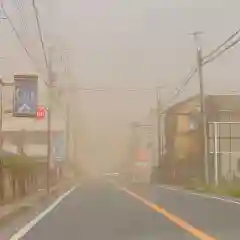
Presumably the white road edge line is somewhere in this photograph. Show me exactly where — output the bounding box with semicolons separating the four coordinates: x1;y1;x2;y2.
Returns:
157;185;240;205
10;185;78;240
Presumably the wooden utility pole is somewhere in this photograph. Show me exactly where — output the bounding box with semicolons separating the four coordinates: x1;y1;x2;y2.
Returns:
46;47;54;193
156;86;164;167
192;32;209;184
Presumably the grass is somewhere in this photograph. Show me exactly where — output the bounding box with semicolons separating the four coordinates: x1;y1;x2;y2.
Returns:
184;178;240;198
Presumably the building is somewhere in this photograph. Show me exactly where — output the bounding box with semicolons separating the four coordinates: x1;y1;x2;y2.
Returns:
127;109;158;183
163;95;203;183
163;94;240;184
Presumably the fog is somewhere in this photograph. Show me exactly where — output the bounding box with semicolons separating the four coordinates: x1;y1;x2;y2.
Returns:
1;0;240;173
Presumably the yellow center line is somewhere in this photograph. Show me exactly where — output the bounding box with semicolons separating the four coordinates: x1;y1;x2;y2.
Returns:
121;187;216;240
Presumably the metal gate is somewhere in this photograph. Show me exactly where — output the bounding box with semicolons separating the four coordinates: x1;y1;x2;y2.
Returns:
208;121;240;185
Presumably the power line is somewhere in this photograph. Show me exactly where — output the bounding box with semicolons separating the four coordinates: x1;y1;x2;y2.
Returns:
168;68;197;103
77;29;240;105
13;0;29;33
1;2;50;87
203;28;240;62
31;0;51;87
31;0;49;73
203;36;240;65
78;30;240;105
13;0;44;70
166;29;240;108
76;87;155;92
1;4;36;65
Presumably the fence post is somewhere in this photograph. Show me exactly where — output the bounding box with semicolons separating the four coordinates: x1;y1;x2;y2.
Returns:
214;122;219;186
229;121;232;181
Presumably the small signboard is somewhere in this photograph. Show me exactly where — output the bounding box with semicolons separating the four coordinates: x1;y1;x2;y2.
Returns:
133;148;151;183
137;148;150;162
36;106;46;120
13;74;38;117
53;132;65;162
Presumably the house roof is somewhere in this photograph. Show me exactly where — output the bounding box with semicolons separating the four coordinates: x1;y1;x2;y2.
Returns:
206;94;240;111
166;95;199;113
165;94;240;114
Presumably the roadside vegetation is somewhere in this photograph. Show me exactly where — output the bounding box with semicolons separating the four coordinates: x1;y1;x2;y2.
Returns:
184;178;240;198
0;153;40;203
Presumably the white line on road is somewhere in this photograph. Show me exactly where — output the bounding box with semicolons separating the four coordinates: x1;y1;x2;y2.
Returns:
157;185;240;206
10;185;78;240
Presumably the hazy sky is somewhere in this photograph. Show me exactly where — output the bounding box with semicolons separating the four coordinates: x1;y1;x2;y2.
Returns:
1;0;240;170
2;0;240;119
56;0;240;122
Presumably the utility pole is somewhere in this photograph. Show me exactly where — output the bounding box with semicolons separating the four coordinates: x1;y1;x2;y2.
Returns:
131;122;138;182
46;47;54;193
156;86;163;167
192;32;209;185
0;79;3;200
0;79;3;148
62;51;70;164
66;103;70;162
46;107;51;193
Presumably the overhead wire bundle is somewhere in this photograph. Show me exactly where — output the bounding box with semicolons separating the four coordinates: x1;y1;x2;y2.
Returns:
1;0;51;86
13;0;28;33
1;2;35;66
202;28;240;65
2;1;240;99
31;0;49;74
165;28;240;110
13;0;48;78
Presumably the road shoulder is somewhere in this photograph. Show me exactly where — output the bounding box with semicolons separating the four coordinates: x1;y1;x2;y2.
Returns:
0;178;77;239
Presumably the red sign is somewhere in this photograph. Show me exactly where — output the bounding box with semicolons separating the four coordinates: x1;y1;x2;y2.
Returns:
134;149;151;183
137;149;150;162
36;106;46;119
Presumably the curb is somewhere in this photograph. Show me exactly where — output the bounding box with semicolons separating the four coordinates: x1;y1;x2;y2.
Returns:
0;179;75;226
0;205;31;226
158;184;240;203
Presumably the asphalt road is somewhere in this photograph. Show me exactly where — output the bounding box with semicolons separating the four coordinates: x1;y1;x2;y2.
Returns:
8;180;240;240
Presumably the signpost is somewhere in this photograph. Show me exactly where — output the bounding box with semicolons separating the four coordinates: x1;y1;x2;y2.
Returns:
53;132;65;162
13;74;38;117
53;131;66;172
132;124;153;183
133;147;151;183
